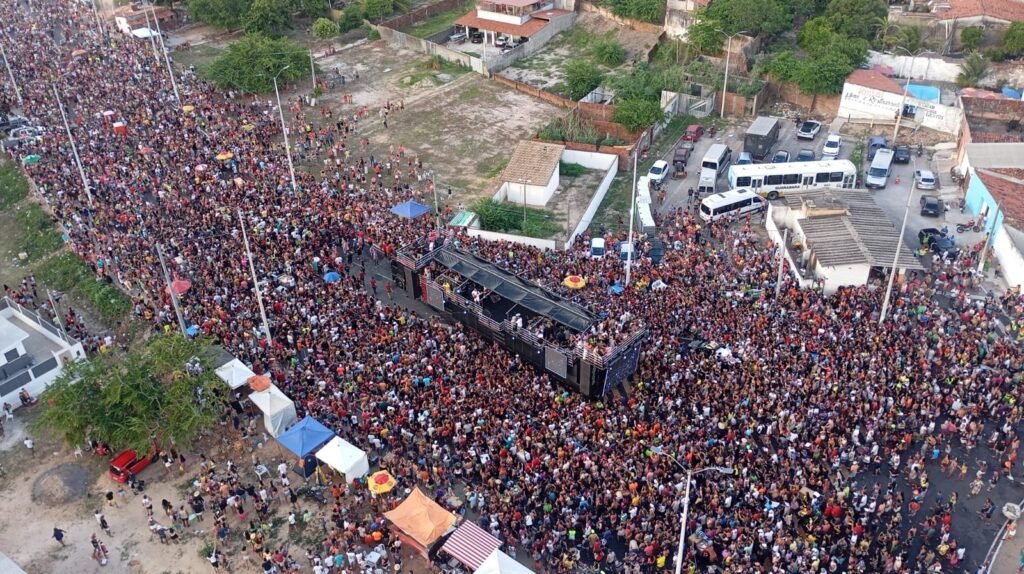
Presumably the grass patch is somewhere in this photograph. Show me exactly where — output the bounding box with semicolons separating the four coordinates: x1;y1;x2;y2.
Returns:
15;203;63;261
474;198;562;239
403;56;469;86
477;155;508;178
171;44;223;72
0;162;29;209
458;85;483;101
559;161;588;177
37;252;132;321
402;0;473;39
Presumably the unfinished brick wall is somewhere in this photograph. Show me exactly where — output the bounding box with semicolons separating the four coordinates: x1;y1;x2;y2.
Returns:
962;98;1024;122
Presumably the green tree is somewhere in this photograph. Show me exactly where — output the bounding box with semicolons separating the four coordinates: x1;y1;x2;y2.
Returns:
312;16;339;37
795;51;856;93
612;99;664;132
825;0;887;41
32;335;229;453
244;0;293;34
893;25;924;54
1004;21;1024;57
960;26;983;52
873;15;898;48
293;0;328;17
188;0;252;29
565;60;604;100
608;0;664;24
339;5;364;31
362;0;394;22
701;0;790;37
956;51;989;87
687;16;726;54
797;17;837;53
592;38;627;66
202;34;312;92
765;50;801;83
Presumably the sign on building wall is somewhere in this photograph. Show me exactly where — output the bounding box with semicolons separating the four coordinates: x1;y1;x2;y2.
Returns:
838;84;963;137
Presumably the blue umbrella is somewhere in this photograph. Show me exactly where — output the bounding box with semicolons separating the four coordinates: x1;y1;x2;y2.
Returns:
323;271;341;283
609;284;625;295
186;325;200;337
390;199;431;219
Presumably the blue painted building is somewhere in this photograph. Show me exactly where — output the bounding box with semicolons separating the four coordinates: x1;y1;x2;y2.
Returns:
962;169;1024;288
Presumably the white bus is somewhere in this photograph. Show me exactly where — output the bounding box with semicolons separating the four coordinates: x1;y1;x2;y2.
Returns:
699;189;766;222
865;148;895;189
701;144;733;176
726;159;857;200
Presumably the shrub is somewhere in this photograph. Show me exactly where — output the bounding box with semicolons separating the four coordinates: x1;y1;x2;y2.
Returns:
960;26;984;52
312;17;339;39
592;38;626;67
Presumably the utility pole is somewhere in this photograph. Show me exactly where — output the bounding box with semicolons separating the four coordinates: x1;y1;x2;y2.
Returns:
48;290;70;342
625;152;638;285
309;49;317;93
977;204;1001;275
272;71;297;192
238;209;273;347
143;9;159;62
53;86;93;206
156;244;188;337
716;30;748;119
0;42;22;106
879;162;915;325
150;2;180;107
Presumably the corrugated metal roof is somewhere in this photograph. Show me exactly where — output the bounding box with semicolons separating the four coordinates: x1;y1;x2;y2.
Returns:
782;189;924;270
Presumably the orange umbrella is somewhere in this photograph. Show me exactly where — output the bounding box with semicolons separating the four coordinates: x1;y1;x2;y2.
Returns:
563;275;586;289
368;470;397;494
248;375;272;392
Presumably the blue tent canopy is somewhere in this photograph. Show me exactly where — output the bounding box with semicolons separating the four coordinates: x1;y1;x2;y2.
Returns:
390;199;431;219
323;271;341;283
276;417;335;458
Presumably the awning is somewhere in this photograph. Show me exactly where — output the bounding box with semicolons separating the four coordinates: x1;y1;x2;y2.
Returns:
474;550;535;574
391;199;432;219
433;247;595;332
276;417;335;458
384;488;457;548
214;358;256;389
315;436;370;482
441;521;503;571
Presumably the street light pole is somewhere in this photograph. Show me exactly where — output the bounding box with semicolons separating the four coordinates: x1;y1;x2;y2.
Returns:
625;152;638;285
238;209;274;347
879;159;915;325
0;42;22;106
156;243;188;337
892;48;932;142
271;70;298;193
977;204;1001;275
716;30;748;119
149;2;180;107
309;49;317;92
53;86;93;207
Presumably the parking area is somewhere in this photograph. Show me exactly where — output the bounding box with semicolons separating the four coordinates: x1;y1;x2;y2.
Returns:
652;117;988;264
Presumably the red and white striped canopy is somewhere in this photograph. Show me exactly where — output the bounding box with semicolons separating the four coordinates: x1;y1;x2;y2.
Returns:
440;521;502;570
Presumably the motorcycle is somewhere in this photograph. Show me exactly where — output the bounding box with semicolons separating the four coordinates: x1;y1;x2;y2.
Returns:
956;219;983;233
917;143;923;157
950;167;964;185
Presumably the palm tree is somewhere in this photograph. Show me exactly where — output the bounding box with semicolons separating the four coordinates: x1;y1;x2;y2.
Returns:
874;16;899;49
956;52;989;87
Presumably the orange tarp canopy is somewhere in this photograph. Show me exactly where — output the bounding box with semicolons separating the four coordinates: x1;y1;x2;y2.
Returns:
383;488;457;547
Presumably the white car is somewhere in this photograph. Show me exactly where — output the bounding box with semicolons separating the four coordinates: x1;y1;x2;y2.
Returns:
648;160;669;185
822;134;842;159
915;169;937;190
796;120;822;140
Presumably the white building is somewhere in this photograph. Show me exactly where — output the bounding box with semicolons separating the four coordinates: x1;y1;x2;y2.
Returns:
0;297;85;410
766;189;923;295
498;140;564;206
837;69;964;138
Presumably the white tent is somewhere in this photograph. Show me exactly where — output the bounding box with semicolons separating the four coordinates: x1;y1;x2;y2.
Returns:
130;27;157;39
248;383;297;437
215;358;256;390
474;550;535;574
315;436;370;482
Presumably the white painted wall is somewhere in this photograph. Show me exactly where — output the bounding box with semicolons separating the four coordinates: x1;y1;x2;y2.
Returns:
465;228;559;250
477;9;529;25
570;152;618;243
838;83;964;137
504;168;559;205
993;226;1024;290
562;149;616;170
817;262;871;295
867;51;961;83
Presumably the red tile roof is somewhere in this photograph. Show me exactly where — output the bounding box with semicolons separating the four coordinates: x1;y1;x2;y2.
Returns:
846;69;904;96
932;0;1024;22
454;10;550;36
971;132;1024;143
977;169;1024;224
992;168;1024;180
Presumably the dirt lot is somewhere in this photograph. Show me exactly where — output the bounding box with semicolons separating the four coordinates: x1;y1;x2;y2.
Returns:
311;41;564;207
502;12;661;92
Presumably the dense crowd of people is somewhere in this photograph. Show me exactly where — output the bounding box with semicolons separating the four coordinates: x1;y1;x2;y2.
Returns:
4;1;1024;573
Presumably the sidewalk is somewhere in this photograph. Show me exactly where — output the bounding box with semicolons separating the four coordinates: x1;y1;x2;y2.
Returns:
984;503;1024;573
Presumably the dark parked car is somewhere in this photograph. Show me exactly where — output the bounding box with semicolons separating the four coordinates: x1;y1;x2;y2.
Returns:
919;227;948;246
470;31;484;43
795;149;816;162
772;150;790;163
867;135;888;160
920;195;945;217
682;124;705;142
893;145;912;164
673;146;691;164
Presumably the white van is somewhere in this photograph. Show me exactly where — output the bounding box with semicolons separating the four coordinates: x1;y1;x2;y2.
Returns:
699;188;766;222
701;144;733;177
590;238;606;258
865;148;895;189
697;168;717;195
